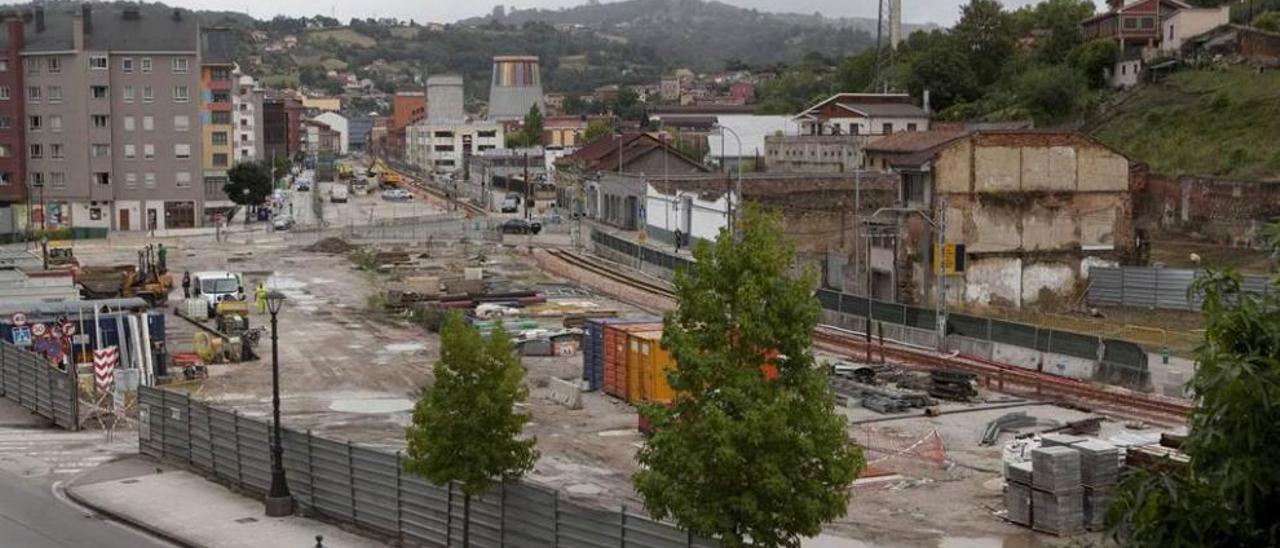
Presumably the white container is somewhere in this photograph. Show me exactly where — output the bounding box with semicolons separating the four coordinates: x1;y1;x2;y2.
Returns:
184;298;209;320
464;267;483;281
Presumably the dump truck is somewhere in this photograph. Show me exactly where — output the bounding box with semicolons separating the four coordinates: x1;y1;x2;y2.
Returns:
75;245;173;305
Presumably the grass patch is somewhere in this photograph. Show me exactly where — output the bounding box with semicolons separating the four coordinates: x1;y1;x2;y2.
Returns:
1091;67;1280;179
306;28;376;48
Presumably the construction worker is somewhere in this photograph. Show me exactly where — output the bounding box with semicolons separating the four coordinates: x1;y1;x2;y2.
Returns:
255;283;268;315
157;243;168;273
674;228;683;253
182;271;192;299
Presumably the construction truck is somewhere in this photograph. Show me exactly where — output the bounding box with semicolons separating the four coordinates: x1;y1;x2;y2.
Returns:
380;169;403;188
76;245;173;305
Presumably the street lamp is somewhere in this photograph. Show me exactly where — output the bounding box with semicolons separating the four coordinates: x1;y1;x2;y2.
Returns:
264;290;293;517
715;125;743;231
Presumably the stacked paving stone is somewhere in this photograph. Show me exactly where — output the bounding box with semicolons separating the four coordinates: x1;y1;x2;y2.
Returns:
1004;461;1034;526
1030;446;1085;535
1074;440;1121;530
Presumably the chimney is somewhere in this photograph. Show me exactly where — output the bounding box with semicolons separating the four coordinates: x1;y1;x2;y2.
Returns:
82;4;92;35
6;15;24;49
923;89;931;114
34;7;44;32
172;8;182;21
71;8;83;51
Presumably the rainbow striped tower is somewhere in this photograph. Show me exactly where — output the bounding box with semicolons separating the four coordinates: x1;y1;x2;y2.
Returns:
488;55;544;121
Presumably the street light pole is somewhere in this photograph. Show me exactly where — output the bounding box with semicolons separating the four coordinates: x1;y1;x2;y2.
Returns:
716;125;742;232
265;290;293;517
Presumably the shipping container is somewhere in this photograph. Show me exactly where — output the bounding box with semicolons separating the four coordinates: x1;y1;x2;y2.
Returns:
630;330;676;404
583;317;657;392
602;322;661;399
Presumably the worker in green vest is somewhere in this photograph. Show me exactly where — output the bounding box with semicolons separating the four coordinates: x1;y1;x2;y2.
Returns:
255;283;268;315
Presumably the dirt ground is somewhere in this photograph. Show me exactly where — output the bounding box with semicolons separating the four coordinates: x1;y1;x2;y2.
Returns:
67;226;1175;547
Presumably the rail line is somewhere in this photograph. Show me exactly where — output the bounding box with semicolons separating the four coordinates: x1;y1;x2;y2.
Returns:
374;158;488;216
544;248;1192;425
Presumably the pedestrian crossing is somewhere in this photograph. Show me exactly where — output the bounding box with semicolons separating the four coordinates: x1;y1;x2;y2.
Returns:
0;425;136;477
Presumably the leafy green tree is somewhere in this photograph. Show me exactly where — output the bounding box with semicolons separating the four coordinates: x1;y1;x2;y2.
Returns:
583;120;613;144
404;313;538;547
225;161;273;207
522;104;544;146
1255;10;1280;32
634;206;865;548
1073;39;1120;88
903;32;983;112
1013;64;1087;124
954;0;1017;86
1107;227;1280;546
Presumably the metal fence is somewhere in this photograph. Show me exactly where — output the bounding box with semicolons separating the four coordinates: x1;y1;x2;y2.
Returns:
288;215;500;244
0;340;79;430
592;230;695;274
138;386;719;548
1087;266;1273;311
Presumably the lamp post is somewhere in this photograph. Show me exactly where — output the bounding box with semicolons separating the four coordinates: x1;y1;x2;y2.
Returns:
715;125;743;231
264;290;293;517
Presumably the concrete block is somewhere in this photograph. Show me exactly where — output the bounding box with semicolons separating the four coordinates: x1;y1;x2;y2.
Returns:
992;342;1042;372
549;377;583;410
947;335;993;361
1044;352;1096;380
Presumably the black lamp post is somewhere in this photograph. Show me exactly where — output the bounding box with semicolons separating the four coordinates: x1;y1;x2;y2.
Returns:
264;290;293;517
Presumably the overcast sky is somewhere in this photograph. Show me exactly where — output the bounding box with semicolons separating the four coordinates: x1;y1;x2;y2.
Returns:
165;0;1101;27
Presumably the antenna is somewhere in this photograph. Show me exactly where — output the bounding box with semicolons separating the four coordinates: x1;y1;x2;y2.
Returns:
871;0;902;92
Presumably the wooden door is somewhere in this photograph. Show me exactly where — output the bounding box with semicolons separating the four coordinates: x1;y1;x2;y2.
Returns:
119;209;131;231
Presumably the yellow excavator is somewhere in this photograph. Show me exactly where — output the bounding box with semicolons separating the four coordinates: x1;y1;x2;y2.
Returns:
76;245;173;306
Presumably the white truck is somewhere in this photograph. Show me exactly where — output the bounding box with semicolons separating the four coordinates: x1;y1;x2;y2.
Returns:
191;271;244;316
330;185;349;203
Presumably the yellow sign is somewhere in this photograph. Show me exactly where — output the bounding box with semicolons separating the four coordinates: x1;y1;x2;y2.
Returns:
933;243;966;274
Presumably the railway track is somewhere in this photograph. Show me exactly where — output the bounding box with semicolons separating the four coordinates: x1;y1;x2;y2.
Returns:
375;158;488;216
545;247;1193;426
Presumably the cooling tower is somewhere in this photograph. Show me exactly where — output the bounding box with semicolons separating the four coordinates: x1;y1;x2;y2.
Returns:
488;55;544;121
427;74;465;123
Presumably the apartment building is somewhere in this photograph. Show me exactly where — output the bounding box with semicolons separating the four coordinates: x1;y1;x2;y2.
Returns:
0;17;27;236
200;27;235;218
263;94;302;160
405;121;504;174
4;5;208;232
233;72;264;164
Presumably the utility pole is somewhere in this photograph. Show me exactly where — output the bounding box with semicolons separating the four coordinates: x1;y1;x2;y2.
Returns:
935;196;948;352
523;151;531;220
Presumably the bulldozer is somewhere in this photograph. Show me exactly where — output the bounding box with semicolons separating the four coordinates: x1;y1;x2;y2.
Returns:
76;245;173;306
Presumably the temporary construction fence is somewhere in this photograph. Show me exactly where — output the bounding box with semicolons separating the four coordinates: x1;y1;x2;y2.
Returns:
0;340;80;430
138;386;720;548
288;215;499;245
1087;266;1273;312
592;228;1150;389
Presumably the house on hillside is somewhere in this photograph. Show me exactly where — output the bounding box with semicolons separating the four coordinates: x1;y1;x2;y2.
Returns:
764;93;932;174
1081;0;1229;87
867;130;1135;309
558;133;708;231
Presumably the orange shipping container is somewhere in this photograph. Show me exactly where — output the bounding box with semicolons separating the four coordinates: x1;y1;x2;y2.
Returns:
632;330;677;404
603;323;660;399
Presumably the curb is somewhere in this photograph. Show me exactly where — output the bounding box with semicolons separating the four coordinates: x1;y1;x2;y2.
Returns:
59;480;203;548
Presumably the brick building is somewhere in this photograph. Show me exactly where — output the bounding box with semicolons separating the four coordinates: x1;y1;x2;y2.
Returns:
0;17;27;235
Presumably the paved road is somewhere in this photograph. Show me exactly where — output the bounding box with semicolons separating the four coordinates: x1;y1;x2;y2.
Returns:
0;470;171;548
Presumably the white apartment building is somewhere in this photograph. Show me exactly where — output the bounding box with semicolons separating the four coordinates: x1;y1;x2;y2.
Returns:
233;72;264;164
406;121;504;173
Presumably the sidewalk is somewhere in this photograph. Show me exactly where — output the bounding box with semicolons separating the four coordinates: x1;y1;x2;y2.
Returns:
66;457;385;548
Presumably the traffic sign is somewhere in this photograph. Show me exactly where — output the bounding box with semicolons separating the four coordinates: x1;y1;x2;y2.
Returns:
31;323;48;338
10;312;27;326
61;323;77;337
11;326;32;346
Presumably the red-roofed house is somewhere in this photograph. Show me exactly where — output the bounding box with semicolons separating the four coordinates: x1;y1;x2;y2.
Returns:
560;132;708;230
1081;0;1228;88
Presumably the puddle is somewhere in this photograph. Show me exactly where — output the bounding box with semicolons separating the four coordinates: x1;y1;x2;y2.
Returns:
383;343;427;353
597;429;635;437
565;483;603;495
328;398;414;414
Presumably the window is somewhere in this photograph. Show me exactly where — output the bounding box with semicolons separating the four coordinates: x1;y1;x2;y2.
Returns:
241;148;249;157
92;115;109;128
125;173;137;188
28;116;41;131
1140;17;1155;29
1168;24;1173;40
0;144;9;157
142;86;154;102
0;86;8;100
26;86;39;102
211;111;231;124
144;173;156;188
211;91;231;103
29;172;43;187
212;153;229;167
882;123;893;134
907;123;918;131
47;86;61;103
24;58;39;74
47;57;61;73
124;116;136;131
123;86;135;102
174;143;191;159
49;172;65;189
91;85;108;99
172;58;189;74
92;144;110;158
212;131;228;145
0;116;11;129
89;207;102;221
50;144;63;159
0;60;6;72
28;144;42;158
122;58;134;73
144;144;155;159
1123;17;1138;29
124;144;136;158
0;172;9;186
89;56;108;70
176;172;192;187
172;85;189;102
141;58;152;73
95;172;110;185
143;116;154;131
210;67;231;80
48;115;61;132
173;115;190;131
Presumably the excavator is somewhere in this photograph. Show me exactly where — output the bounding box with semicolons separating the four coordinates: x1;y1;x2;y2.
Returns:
75;244;174;306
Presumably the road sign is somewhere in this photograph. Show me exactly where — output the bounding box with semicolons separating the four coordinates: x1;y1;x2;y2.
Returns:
61;322;77;337
933;243;967;274
10;312;27;326
31;323;48;338
11;326;32;346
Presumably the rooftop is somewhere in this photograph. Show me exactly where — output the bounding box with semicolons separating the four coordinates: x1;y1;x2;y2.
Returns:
649;172;899;200
563;132;708;173
864;130;970;154
1;4;199;52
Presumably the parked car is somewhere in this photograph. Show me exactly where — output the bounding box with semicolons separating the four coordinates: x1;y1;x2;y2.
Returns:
330;185;349;203
499;219;542;235
381;188;413;202
272;215;295;230
500;196;521;213
295;181;311;192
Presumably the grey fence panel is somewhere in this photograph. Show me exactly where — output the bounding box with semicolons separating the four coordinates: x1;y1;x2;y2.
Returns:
502;482;557;547
161;391;191;463
871;301;906;324
310;437;355;521
558;504;623;548
448;484;502;548
948;314;990;340
138;386;165;458
624;513;689;548
34;365;52;418
281;429;314;510
815;289;840;311
209;409;242;486
50;371;77;429
1087;268;1124;306
903;306;936;330
236;418;272;493
1155;269;1196;310
1124;268;1159;308
990;320;1038;349
399;475;451;546
1047;330;1100;361
351;447;401;536
189;402;213;470
19;359;37;411
839;294;868;316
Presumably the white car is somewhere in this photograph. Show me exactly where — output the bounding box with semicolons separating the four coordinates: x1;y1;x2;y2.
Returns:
381;188;413;201
272;215;295;230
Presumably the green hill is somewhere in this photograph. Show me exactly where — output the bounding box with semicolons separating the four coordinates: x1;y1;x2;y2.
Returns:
1091;67;1280;180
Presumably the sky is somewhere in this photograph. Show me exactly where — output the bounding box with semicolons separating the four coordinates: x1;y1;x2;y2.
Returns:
164;0;1101;27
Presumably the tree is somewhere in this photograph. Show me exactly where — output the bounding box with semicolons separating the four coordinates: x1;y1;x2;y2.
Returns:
1013;64;1087;125
903;32;983;113
1107;226;1280;546
225;161;273;207
404;313;537;547
583;120;613;144
954;0;1017;86
1073;39;1120;88
634;206;865;548
1255;11;1280;32
522;104;544;146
